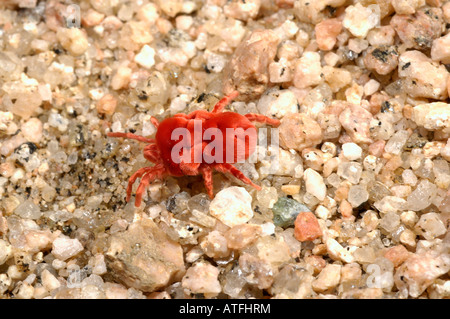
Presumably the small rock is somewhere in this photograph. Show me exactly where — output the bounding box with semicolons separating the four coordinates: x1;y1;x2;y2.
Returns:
0;240;12;265
343;3;380;38
390;7;443;50
41;269;61;291
431;32;450;63
14;199;41;220
279;113;323;152
111;65;132;90
364;45;399;75
209;187;253;227
312;264;341;292
342;142;362;160
225;224;261;250
56;27;89;56
134;45;156;69
21;118;43;144
398;50;449;100
315;18;343;51
304;168;327;201
96;93;117;115
257;89;298;119
52;236;84;261
414;212;447;240
106;219;185;292
181;262;221;297
200;231;230;258
222;29;280;100
384;245;410;268
294;211;322;242
293;51;322;89
412;102;450;134
394;251;450;298
224;0;261;21
339;103;374;144
272;197;311;228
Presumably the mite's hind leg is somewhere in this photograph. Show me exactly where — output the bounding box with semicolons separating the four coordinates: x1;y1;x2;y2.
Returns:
107;132;156;144
244;113;280;127
199;166;214;199
134;164;166;207
212;91;239;113
213;163;261;190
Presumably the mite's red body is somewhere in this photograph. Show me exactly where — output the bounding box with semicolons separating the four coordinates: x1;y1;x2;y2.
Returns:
108;91;280;207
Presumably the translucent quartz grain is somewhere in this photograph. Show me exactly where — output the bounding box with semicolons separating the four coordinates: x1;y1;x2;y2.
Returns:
337;162;363;184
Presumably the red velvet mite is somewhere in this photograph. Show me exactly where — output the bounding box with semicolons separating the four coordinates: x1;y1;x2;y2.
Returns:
108;91;280;207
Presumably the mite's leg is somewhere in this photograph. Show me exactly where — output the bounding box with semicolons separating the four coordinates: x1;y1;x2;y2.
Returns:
143;144;161;164
213;163;261;190
107;132;156;144
150;116;159;129
126;166;154;202
244;113;280;127
199;166;214;198
212;91;239;113
134;164;166;207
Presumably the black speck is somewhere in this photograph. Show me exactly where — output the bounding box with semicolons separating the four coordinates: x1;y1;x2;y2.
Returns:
401;62;411;70
197;92;206;103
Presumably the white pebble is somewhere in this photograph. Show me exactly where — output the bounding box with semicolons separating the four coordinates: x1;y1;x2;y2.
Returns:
41;269;61;291
134;45;156;69
210;187;254;227
342;143;363;160
51;236;84;261
304;168;327;201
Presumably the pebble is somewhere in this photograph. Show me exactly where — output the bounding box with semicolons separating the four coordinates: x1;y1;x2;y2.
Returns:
222;29;280;100
414;212;447;240
312;264;341;292
412;102;450;133
339;103;374;144
209;187;253;227
392;0;424;15
181;262;221;297
134;45;156;69
304;168;327;201
224;0;261;21
272;197;310;228
394;251;450;298
390;7;443;50
52;236;84;261
293;51;322;89
384;245;410;268
0;239;12;266
56;28;89;56
279;113;323;152
398;50;449;100
21;118;43;144
111;65;132;90
342;143;362;160
106;219;185;292
14;199;42;220
293;211;323;242
315;18;343;51
364;45;399;75
431;32;450;63
343;3;380;38
224;224;261;250
96;93;117;115
41;269;61;291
